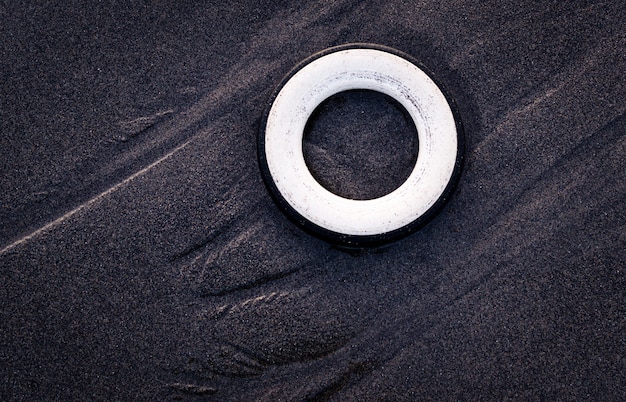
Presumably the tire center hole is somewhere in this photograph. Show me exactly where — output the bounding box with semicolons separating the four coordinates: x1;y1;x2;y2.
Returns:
302;89;419;200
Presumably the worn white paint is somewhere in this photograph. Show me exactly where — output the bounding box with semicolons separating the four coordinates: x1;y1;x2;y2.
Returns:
264;48;458;236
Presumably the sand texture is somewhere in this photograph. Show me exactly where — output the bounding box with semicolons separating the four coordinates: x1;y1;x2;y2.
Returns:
1;1;624;400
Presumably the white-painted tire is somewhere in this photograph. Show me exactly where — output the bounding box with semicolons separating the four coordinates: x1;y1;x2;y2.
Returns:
258;44;463;247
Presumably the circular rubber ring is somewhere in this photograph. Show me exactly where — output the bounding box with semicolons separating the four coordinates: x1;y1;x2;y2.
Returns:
258;43;464;247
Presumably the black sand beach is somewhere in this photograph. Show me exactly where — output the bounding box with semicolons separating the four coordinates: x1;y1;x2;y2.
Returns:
1;1;624;400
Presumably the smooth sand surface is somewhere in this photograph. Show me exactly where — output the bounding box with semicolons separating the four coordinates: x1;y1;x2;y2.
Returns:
1;1;624;400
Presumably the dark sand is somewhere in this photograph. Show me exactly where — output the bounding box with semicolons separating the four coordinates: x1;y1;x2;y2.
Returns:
1;1;624;400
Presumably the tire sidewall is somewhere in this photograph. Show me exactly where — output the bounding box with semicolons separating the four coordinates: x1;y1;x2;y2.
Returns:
258;43;464;247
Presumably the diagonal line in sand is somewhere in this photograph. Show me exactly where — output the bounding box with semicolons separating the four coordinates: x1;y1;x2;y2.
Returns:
0;139;193;256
